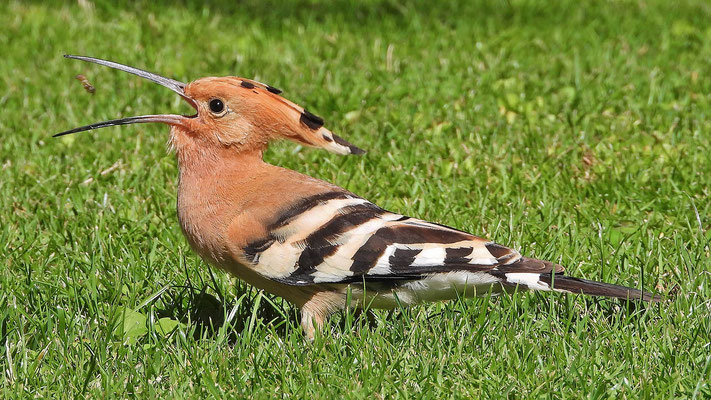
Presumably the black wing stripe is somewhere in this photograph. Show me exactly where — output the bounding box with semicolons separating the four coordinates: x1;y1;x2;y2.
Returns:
349;224;472;274
294;245;340;280
244;237;276;263
349;234;389;275
268;191;354;230
389;248;422;268
289;203;386;281
444;247;473;265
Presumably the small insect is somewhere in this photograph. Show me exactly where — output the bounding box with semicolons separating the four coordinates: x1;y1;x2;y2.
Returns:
75;74;95;94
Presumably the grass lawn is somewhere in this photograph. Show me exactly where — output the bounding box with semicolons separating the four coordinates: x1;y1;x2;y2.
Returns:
2;0;710;398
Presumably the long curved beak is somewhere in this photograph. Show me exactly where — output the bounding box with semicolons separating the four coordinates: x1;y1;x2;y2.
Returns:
54;55;196;137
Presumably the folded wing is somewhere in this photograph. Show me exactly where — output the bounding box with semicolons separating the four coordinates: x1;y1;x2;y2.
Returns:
241;190;563;286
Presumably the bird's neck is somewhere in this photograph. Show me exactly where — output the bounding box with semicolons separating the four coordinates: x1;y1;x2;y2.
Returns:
175;136;265;173
175;142;270;209
174;143;270;264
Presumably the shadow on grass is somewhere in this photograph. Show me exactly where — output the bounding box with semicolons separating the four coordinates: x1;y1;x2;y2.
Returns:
518;290;664;330
153;282;386;341
153;275;297;342
150;276;661;342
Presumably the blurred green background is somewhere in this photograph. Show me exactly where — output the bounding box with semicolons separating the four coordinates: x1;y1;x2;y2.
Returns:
1;0;710;398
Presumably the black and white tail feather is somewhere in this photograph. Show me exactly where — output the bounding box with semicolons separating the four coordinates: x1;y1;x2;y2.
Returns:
243;190;659;305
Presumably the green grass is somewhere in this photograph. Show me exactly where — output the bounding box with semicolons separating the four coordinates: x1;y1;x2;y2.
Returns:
2;0;710;398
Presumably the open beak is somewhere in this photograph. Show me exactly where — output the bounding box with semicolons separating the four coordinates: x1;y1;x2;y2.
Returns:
54;55;197;137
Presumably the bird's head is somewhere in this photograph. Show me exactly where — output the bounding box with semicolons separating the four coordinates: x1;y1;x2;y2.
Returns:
55;55;365;159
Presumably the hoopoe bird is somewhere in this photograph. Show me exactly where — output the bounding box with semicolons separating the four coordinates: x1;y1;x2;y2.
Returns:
56;55;659;340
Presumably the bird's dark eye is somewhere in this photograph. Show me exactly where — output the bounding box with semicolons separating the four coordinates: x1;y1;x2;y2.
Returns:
209;99;225;114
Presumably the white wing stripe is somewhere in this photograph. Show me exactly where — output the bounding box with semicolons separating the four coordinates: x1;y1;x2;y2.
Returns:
412;247;446;266
504;273;551;291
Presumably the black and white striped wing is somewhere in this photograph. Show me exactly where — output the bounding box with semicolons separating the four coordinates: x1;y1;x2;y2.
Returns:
244;191;563;286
